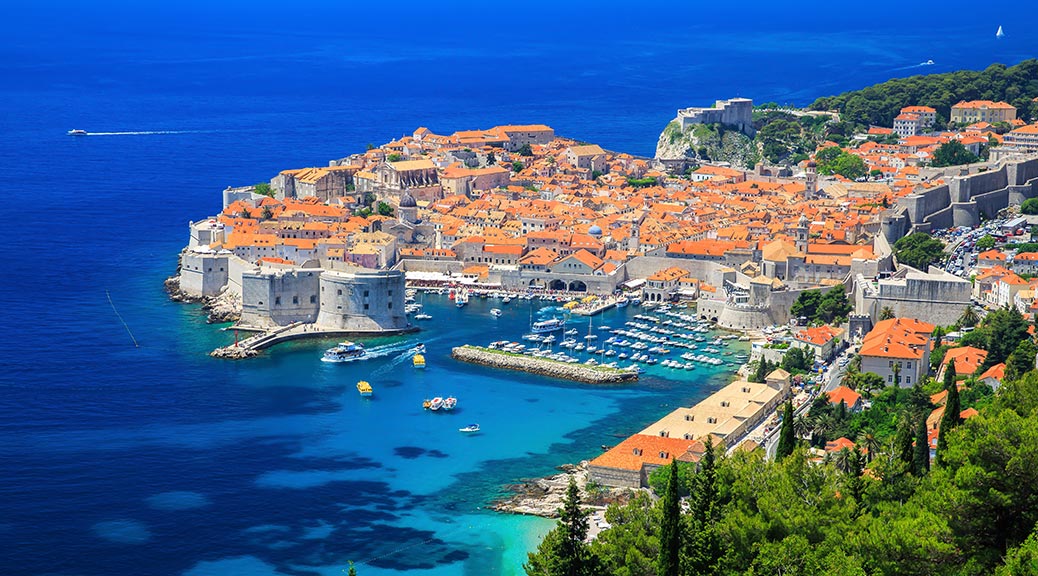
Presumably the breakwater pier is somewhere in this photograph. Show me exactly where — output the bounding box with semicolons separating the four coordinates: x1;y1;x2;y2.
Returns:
210;322;418;359
451;345;638;384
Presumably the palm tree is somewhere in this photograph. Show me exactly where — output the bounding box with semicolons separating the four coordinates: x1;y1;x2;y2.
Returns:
834;447;856;474
879;306;896;320
892;362;902;387
793;415;812;439
959;305;979;328
857;430;881;463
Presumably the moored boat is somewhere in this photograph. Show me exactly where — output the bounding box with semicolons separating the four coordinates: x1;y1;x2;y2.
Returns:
616;297;630;307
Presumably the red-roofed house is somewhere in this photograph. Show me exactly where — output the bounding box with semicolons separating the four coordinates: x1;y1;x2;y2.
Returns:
827;386;863;412
937;346;988;380
588;434;706;488
859;317;934;387
825;437;857;453
978;362;1006;391
793;324;845;361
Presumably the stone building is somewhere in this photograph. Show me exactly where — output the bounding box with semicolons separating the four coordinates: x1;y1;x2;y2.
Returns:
858;317;934;388
315;269;409;332
950;100;1016;125
853;266;971;326
677;97;755;136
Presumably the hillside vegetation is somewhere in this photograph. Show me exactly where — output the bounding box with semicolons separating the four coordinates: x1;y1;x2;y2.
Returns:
809;60;1038;128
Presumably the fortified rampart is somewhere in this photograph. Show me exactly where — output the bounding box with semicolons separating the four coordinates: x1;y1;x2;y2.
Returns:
240;268;322;328
677;98;755;136
886;157;1038;242
315;269;409;332
853;266;970;326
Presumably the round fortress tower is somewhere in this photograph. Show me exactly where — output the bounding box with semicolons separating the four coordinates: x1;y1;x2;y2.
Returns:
316;269;409;332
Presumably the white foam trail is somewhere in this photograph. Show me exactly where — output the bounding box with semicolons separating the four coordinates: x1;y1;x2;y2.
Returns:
84;130;209;136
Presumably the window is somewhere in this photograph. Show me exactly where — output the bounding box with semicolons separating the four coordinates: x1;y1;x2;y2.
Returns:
906;376;912;384
364;304;369;310
364;290;369;297
310;295;316;304
888;374;893;382
388;290;393;296
387;302;392;309
337;289;342;296
907;362;912;369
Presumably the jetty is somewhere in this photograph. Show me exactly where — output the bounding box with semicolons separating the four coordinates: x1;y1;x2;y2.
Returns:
451;345;638;384
210;322;418;359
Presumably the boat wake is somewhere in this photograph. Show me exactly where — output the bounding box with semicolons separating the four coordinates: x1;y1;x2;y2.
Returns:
366;339;435;376
83;130;210;136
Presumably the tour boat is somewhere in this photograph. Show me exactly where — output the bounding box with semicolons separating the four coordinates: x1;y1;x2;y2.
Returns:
442;396;457;410
321;341;366;363
428;397;444;411
490;308;502;317
356;381;373;397
459;424;480;433
413;354;426;369
411;343;426;354
530;317;566;333
67;129;88;136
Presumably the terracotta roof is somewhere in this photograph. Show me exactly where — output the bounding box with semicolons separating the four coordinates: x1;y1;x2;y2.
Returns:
589;434;704;471
828;386;861;408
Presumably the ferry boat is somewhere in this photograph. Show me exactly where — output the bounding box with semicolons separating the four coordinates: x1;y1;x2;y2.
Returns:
442;396;457;410
459;424;480;433
356;381;373;397
530;317;566;333
490;308;503;317
67;129;88;136
321;341;366;363
413;354;426;369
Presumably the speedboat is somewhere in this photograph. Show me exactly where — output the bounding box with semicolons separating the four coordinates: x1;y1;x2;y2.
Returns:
415;313;432;320
442;396;457;410
490;308;503;317
428;397;444;411
322;341;366;363
413;354;426;369
67;129;88;136
502;296;512;304
459;424;480;433
564;328;578;336
616;297;629;307
356;381;373;397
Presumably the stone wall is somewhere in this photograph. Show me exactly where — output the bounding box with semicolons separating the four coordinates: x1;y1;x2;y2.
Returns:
316;269;409;331
179;253;229;298
588;465;642;489
240;269;321;328
451;346;638;384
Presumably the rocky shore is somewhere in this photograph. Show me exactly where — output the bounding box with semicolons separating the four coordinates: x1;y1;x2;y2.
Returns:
451;346;638;384
492;462;632;518
210;345;258;360
164;272;241;324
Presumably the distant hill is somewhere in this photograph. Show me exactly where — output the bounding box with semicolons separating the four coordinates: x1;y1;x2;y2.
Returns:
809;60;1038;127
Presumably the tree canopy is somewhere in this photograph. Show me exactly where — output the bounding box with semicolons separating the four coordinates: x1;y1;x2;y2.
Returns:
814;146;867;180
931;141;980;167
809;60;1038;127
893;232;945;270
790;284;852;324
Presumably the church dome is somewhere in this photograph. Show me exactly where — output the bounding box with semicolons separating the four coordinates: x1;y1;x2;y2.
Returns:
399;193;417;208
588;224;603;237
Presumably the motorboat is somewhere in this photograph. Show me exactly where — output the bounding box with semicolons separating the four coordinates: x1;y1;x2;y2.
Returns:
459;424;480;433
615;297;629;307
490;308;503;317
413;354;426;369
427;397;444;411
322;341;366;363
502;296;512;304
356;381;373;397
442;396;457;410
415;313;432;320
67;129;88;136
564;328;579;336
531;317;566;333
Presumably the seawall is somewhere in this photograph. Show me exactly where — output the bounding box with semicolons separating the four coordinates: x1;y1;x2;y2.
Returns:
451;346;638;384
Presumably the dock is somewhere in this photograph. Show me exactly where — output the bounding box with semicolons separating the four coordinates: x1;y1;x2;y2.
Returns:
451;345;638;384
211;322;418;359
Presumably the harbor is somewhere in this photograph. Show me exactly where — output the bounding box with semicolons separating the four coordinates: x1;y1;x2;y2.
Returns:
451;345;639;384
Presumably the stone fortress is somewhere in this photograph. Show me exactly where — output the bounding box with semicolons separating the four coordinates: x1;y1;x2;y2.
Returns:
677;97;756;137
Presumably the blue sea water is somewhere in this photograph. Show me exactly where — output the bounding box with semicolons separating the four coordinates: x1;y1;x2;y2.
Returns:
1;1;1034;574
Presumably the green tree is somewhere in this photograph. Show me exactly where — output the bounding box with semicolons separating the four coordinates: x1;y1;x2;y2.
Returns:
983;306;1031;368
931;140;980;167
376;201;394;217
847;371;885;397
387;153;403;162
254;182;274;197
656;460;681;576
912;419;930;476
752;358;771;384
647;460;693;498
518;144;534;156
347;561;357;576
590;493;658;576
869;169;883;180
781;346;815;374
1022;197;1038;215
976;234;997;251
260;205;274;220
893;232;945;270
1004;337;1038;382
238;208;251;219
686;437;720;575
776;401;796;460
879;306;895;320
936;364;960;466
486;151;496;165
959;306;980;328
525;477;601;576
512;161;525;172
815;146;867;180
997;529;1038;576
895;418;915;467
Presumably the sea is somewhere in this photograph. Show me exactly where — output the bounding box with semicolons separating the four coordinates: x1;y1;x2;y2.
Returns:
1;1;1033;574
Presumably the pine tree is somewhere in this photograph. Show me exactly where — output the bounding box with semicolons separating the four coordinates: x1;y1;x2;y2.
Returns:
753;358;770;383
524;477;601;576
775;401;796;460
687;437;720;576
937;364;962;466
913;419;930;476
347;562;357;576
895;417;915;467
656;459;681;576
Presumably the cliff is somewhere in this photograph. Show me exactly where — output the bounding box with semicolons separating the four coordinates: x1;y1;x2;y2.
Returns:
655;121;758;168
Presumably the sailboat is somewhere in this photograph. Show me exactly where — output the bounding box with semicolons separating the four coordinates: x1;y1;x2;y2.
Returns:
996;25;1005;39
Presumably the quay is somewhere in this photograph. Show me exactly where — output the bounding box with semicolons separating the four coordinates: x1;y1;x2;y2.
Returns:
451;345;638;384
211;322;418;359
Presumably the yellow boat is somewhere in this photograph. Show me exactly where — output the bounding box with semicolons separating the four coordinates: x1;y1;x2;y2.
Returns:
413;354;426;369
357;381;373;397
